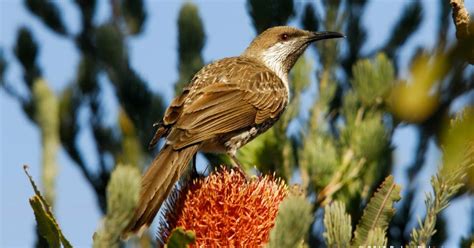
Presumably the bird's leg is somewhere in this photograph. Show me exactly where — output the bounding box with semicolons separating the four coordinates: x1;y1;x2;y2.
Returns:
229;153;244;168
191;154;198;178
227;152;247;178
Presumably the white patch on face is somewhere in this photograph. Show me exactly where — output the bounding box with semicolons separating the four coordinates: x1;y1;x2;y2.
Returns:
260;40;299;99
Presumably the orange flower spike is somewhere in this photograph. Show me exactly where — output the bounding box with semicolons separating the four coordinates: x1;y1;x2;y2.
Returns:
159;168;288;247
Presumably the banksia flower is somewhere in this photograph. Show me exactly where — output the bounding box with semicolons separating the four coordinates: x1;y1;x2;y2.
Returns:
157;168;288;247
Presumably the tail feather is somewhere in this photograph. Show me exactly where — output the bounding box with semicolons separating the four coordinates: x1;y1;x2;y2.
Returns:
122;144;199;238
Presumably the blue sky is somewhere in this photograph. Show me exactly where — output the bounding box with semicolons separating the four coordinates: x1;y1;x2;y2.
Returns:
1;0;473;247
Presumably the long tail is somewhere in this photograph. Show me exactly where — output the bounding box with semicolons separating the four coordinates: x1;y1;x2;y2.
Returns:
122;144;199;238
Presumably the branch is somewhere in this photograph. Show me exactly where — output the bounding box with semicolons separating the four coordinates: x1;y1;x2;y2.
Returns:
409;170;465;246
450;0;471;39
450;0;474;64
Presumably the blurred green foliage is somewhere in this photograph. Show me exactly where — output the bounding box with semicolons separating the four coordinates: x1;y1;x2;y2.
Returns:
3;0;474;247
165;227;196;248
33;79;60;208
25;0;67;35
247;0;294;34
323;201;352;247
175;2;205;93
267;194;313;248
93;165;140;248
409;167;467;246
121;0;147;35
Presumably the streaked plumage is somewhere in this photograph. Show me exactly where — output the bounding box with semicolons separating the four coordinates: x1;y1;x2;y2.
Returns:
123;26;343;237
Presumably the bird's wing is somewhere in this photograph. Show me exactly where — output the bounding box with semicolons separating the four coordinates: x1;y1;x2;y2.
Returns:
148;89;190;148
166;69;288;150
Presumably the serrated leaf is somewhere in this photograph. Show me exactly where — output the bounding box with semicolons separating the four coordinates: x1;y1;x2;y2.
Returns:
352;175;401;246
29;196;61;248
165;227;196;248
24;166;72;248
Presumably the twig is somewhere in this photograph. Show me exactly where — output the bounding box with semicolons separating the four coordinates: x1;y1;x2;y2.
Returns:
450;0;471;40
450;0;474;64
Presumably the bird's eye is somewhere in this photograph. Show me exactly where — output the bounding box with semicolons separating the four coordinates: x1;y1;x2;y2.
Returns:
280;33;289;41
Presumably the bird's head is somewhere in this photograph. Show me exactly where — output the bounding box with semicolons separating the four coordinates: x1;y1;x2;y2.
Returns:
243;26;344;77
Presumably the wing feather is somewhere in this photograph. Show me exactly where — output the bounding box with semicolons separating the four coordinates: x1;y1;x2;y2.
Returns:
160;57;288;150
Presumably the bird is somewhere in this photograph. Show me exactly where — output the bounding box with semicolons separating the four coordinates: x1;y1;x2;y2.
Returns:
122;26;344;237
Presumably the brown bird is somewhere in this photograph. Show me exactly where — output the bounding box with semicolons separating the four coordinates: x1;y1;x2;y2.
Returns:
122;26;343;237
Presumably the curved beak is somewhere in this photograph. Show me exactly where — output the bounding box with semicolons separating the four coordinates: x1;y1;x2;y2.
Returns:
307;31;345;42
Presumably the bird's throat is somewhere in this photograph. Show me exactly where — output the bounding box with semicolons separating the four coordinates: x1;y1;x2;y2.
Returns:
259;48;290;100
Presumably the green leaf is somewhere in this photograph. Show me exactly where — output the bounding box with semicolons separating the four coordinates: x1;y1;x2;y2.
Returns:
14;27;39;77
29;196;61;248
365;227;387;246
266;195;313;248
24;166;72;248
165;227;196;248
352;175;401;246
323;201;352;247
25;0;67;35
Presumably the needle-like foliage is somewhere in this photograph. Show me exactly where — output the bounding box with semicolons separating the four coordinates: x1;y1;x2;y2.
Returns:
409;170;466;246
5;0;474;246
323;201;352;247
93;165;141;248
267;194;313;248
